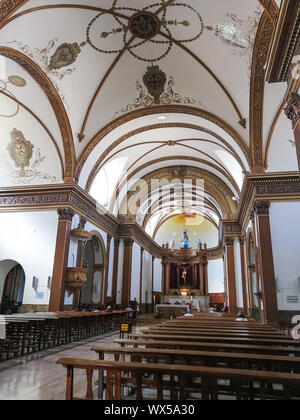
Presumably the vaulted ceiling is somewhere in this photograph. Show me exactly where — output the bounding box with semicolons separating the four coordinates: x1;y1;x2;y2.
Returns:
1;0;297;242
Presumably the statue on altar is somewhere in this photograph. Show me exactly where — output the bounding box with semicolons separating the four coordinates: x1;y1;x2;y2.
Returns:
181;227;190;249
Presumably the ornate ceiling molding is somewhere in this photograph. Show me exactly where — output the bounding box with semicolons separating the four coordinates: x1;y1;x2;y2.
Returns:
76;105;249;180
257;0;279;25
0;0;28;23
0;46;76;181
250;12;274;173
238;171;300;230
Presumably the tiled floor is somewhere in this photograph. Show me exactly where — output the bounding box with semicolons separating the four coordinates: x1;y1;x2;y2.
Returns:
0;317;155;401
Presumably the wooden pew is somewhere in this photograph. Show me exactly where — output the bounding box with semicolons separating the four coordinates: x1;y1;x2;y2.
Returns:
130;333;300;347
114;338;300;357
91;345;300;373
143;328;289;340
57;357;300;400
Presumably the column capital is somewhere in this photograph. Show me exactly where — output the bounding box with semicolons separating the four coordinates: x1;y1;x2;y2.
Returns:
239;235;246;245
124;239;134;248
57;208;75;222
285;92;300;128
254;200;270;215
225;238;235;246
107;234;112;243
140;247;145;254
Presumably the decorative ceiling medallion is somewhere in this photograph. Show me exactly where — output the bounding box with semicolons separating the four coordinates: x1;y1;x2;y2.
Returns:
7;129;34;177
86;0;204;63
128;11;161;40
114;65;204;117
48;42;82;70
143;65;166;104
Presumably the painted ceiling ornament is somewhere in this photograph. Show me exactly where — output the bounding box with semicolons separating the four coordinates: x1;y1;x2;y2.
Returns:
86;0;204;63
48;42;83;71
213;22;250;48
7;128;34;177
143;65;167;104
0;75;26;118
114;66;203;117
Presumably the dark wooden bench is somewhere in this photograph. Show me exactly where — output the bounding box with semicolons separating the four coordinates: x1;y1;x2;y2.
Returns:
114;338;300;357
56;357;300;400
91;345;300;373
143;328;288;340
130;333;300;347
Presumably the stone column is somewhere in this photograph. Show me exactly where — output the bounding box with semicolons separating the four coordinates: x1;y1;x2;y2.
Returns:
49;208;75;312
139;248;144;309
254;201;279;325
203;261;208;295
224;238;238;314
199;262;204;295
151;256;155;307
285;92;300;172
239;236;249;315
121;239;134;307
165;262;171;295
111;238;120;305
102;234;112;304
161;258;166;295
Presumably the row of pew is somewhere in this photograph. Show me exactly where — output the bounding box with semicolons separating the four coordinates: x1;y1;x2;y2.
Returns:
57;313;300;400
0;310;129;362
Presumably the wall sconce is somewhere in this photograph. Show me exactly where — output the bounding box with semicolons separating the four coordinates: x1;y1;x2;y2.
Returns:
47;276;52;289
32;276;38;291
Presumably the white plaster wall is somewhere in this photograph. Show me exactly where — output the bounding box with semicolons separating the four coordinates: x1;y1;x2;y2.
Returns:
0;211;58;306
270;201;300;311
142;251;152;304
208;259;224;294
131;243;141;301
116;240;124;305
234;238;244;309
153;258;162;293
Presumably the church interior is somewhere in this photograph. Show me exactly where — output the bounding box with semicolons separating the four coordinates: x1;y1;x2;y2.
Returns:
0;0;300;401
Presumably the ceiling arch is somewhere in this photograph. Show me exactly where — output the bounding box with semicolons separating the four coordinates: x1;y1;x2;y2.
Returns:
0;46;75;181
76;105;250;180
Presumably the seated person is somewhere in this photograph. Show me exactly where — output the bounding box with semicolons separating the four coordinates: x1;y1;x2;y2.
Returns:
236;313;248;322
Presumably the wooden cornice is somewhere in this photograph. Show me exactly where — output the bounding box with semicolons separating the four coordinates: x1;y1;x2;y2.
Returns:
0;183;162;257
237;171;300;230
266;0;300;84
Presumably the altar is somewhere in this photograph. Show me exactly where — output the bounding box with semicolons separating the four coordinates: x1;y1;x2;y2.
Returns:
155;304;189;318
169;298;200;312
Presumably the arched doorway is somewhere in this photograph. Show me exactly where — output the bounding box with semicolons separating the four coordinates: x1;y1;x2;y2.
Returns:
80;235;105;308
0;260;25;314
